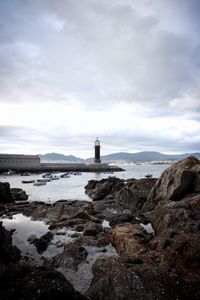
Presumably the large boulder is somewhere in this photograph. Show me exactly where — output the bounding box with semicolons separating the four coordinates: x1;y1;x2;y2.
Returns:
107;224;154;263
148;193;200;280
85;177;122;201
85;256;149;300
10;188;29;201
85;177;156;219
0;182;13;203
142;156;200;212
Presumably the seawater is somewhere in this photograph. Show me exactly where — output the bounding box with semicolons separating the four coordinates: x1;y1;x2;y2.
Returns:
0;163;171;203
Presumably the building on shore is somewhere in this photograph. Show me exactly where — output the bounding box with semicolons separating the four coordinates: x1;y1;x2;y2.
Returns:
0;154;41;171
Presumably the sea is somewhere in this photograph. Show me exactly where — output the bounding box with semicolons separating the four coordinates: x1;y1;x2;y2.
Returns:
0;162;171;203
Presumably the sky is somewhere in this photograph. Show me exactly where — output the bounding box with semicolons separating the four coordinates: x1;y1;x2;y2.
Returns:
0;0;200;158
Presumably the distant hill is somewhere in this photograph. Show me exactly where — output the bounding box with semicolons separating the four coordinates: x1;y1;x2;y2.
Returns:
39;153;85;163
39;151;200;163
86;151;200;163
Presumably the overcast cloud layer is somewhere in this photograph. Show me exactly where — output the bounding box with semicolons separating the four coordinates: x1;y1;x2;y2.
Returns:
0;0;200;157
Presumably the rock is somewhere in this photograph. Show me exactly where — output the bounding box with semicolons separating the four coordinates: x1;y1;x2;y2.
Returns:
24;200;94;225
10;188;29;201
0;221;20;264
142;156;200;212
108;224;154;263
83;221;102;236
85;256;149;300
148;193;200;280
0;182;13;203
85;177;156;219
0;264;85;300
49;241;88;270
85;177;122;200
28;231;53;254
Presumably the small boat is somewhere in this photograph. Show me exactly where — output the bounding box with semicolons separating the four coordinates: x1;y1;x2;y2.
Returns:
33;181;46;186
22;180;35;184
73;171;82;175
42;173;52;178
37;178;51;182
60;172;70;178
3;169;16;175
145;174;153;178
51;175;59;180
21;172;30;176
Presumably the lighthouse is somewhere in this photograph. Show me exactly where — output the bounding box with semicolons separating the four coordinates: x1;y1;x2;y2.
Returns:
94;137;101;163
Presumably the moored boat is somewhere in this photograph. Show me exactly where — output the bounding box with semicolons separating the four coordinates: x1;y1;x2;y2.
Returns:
60;172;70;178
37;178;51;182
22;180;35;184
33;181;46;186
51;175;59;180
21;172;30;176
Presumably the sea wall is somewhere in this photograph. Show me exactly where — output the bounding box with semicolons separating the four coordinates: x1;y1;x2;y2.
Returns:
0;154;124;172
39;162;123;172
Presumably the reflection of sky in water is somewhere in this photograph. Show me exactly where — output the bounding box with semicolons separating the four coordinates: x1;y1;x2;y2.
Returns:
0;214;77;260
0;164;170;203
58;243;117;294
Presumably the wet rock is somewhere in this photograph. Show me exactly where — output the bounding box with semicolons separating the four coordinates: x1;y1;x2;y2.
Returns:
24;200;94;226
83;221;102;236
85;177;156;219
28;231;53;254
0;182;13;203
142;156;200;212
0;221;20;264
85;256;149;300
10;188;29;201
0;264;85;300
108;224;154;263
85;177;122;200
49;241;88;270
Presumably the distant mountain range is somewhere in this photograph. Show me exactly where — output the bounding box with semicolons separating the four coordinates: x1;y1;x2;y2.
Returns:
40;151;200;163
39;153;85;163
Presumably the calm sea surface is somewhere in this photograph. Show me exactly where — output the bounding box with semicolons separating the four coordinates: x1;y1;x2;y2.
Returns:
0;163;171;203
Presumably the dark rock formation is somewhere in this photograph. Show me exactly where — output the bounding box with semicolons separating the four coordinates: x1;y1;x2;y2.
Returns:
28;231;53;254
85;256;149;300
0;182;13;203
85;177;156;222
83;221;102;236
0;264;85;300
0;221;20;264
49;241;88;270
10;188;29;201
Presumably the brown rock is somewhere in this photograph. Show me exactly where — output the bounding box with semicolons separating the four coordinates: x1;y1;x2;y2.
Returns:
142;156;200;212
108;224;153;263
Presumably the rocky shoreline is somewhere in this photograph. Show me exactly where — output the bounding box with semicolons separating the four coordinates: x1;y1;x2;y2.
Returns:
0;156;200;299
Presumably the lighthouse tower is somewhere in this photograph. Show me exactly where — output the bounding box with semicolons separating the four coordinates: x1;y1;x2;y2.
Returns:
94;137;101;163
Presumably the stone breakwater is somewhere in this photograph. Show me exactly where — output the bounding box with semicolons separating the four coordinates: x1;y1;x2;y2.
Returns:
0;156;200;299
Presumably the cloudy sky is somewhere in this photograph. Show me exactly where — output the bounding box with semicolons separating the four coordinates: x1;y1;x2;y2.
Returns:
0;0;200;158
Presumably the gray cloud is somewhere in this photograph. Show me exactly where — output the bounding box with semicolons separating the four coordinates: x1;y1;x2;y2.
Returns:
0;0;200;109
